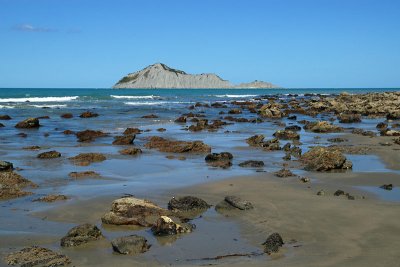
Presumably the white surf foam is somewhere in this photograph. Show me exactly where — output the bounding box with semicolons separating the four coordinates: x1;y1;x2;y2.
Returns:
0;96;79;103
124;101;191;106
111;95;159;99
214;94;258;98
30;104;68;108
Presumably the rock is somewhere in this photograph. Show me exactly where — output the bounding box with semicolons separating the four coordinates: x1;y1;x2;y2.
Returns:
228;108;242;114
69;171;100;179
101;197;168;226
274;168;295;177
124;127;142;135
119;147;143;156
300;177;310;183
259;103;284;118
285;125;301;131
17;133;28;138
327;137;348;143
387;111;400;120
262;233;284;254
63;130;74;135
352;128;377;137
238;160;265;168
157;128;166;132
0;160;13;171
141;114;158;118
317;190;325;196
337;113;361;123
217;195;254;211
334;190;345;196
79;111;99;118
112;134;135;145
168;196;210;212
69;153;106;166
380;184;393;190
273;130;300;140
76;129;107;142
205;152;233;168
33;194;68;202
0;171;37;200
246;135;281;150
5;246;71;267
60;113;73;119
301;146;352;171
304;121;343;133
394;137;400;145
287;115;297;120
0;115;11;120
145;136;211;153
111;235;150;255
60;223;103;247
0;122;4;127
151;216;194;236
175;116;187;123
37;150;61;159
380;129;400;136
15;118;40;128
246;135;266;146
23;145;41;150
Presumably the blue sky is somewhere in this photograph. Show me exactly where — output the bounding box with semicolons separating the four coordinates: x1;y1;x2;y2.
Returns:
0;0;399;88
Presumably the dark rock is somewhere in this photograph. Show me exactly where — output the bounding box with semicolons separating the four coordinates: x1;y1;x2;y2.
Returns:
352;128;377;137
380;184;393;190
301;146;352;171
23;145;41;150
37;150;61;159
287;115;297;120
285;125;301;131
69;153;106;166
262;233;284;254
238;160;265;168
334;190;345;196
157;128;166;132
5;246;71;266
17;133;28;138
33;194;68;202
76;129;107;142
0;160;13;171
69;171;100;179
223;195;253;210
15;118;40;128
119;147;143;156
0;123;4;127
141;114;158;119
246;135;265;147
273;130;300;140
79;111;99;118
124;127;142;135
61;223;103;247
61;113;73;119
304;121;343;133
168;196;210;211
175;116;187;123
112;134;135;145
111;235;150;255
274;168;295;177
394;137;400;145
37;116;50;119
145;136;211;153
338;113;361;123
228;108;242;114
0;115;11;120
387;111;400;120
327;137;348;143
0;171;37;200
376;122;388;129
205;152;233;168
151;216;194;236
63;130;74;135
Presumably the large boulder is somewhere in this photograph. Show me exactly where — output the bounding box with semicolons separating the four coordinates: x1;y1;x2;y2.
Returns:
101;197;169;227
168;196;210;212
69;153;106;166
151;216;194;236
0;171;37;200
15;118;40;128
5;246;71;267
111;235;150;255
60;223;103;247
145;136;211;153
301;146;352;171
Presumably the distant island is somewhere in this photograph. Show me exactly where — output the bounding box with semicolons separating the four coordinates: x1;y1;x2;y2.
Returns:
113;63;279;89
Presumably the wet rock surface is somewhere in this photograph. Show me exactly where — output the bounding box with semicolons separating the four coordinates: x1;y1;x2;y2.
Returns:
102;197;168;227
145;136;211;153
5;246;71;267
273;130;300;140
79;111;99;118
0;161;14;171
0;171;37;200
380;184;393;190
37;150;61;159
111;235;150;255
168;196;210;212
0;114;12;120
119;147;143;156
68;171;100;179
301;146;352;171
304;121;343;133
337;113;362;123
238;160;265;168
124;127;142;135
216;196;254;213
262;233;284;254
112;134;135;145
69;153;106;166
76;130;107;142
205;152;233;168
274;168;295;177
15;118;40;128
33;194;68;202
151;216;194;236
60;223;103;247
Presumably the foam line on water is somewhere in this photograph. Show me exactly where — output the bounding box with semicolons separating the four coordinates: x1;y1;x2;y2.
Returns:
0;96;79;103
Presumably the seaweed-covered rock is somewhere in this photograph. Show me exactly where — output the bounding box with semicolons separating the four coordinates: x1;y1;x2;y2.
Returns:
0;160;13;172
15;118;40;128
111;235;150;255
301;146;352;171
124;127;142;135
246;135;281;150
79;111;98;118
119;147;143;156
0;171;37;200
60;223;103;247
337;113;361;123
102;197;168;227
259;103;284;118
151;216;194;236
205;152;233;168
238;160;265;168
37;150;61;159
273;130;300;140
246;135;266;147
5;246;71;267
145;136;211;153
76;129;107;142
262;233;284;254
69;153;106;166
168;196;210;212
0;114;12;120
304;121;343;133
112;134;135;145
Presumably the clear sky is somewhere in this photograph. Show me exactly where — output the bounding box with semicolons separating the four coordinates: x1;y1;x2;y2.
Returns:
0;0;399;88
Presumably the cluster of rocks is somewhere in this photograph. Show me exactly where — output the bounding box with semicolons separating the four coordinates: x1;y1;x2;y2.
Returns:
246;135;281;151
300;146;352;171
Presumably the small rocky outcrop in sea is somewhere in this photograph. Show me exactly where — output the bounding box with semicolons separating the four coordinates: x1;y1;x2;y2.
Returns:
145;136;211;153
274;168;295;177
259;103;284;118
79;111;99;118
111;235;150;255
238;160;265;168
68;171;100;179
61;113;73;119
337;113;361;123
37;150;61;159
168;196;210;212
205;152;233;168
285;125;301;131
0;160;13;171
246;135;281;151
124;127;142;135
300;146;352;171
0;171;37;200
327;137;348;143
33;194;68;202
151;216;194;236
273;130;300;140
102;197;169;227
69;153;106;166
15;118;40;128
303;121;343;133
5;246;71;266
76;129;107;142
380;184;393;190
0;114;12;120
352;128;376;137
142;114;158;119
215;196;254;213
119;147;143;156
60;223;103;247
262;233;284;254
112;134;135;145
